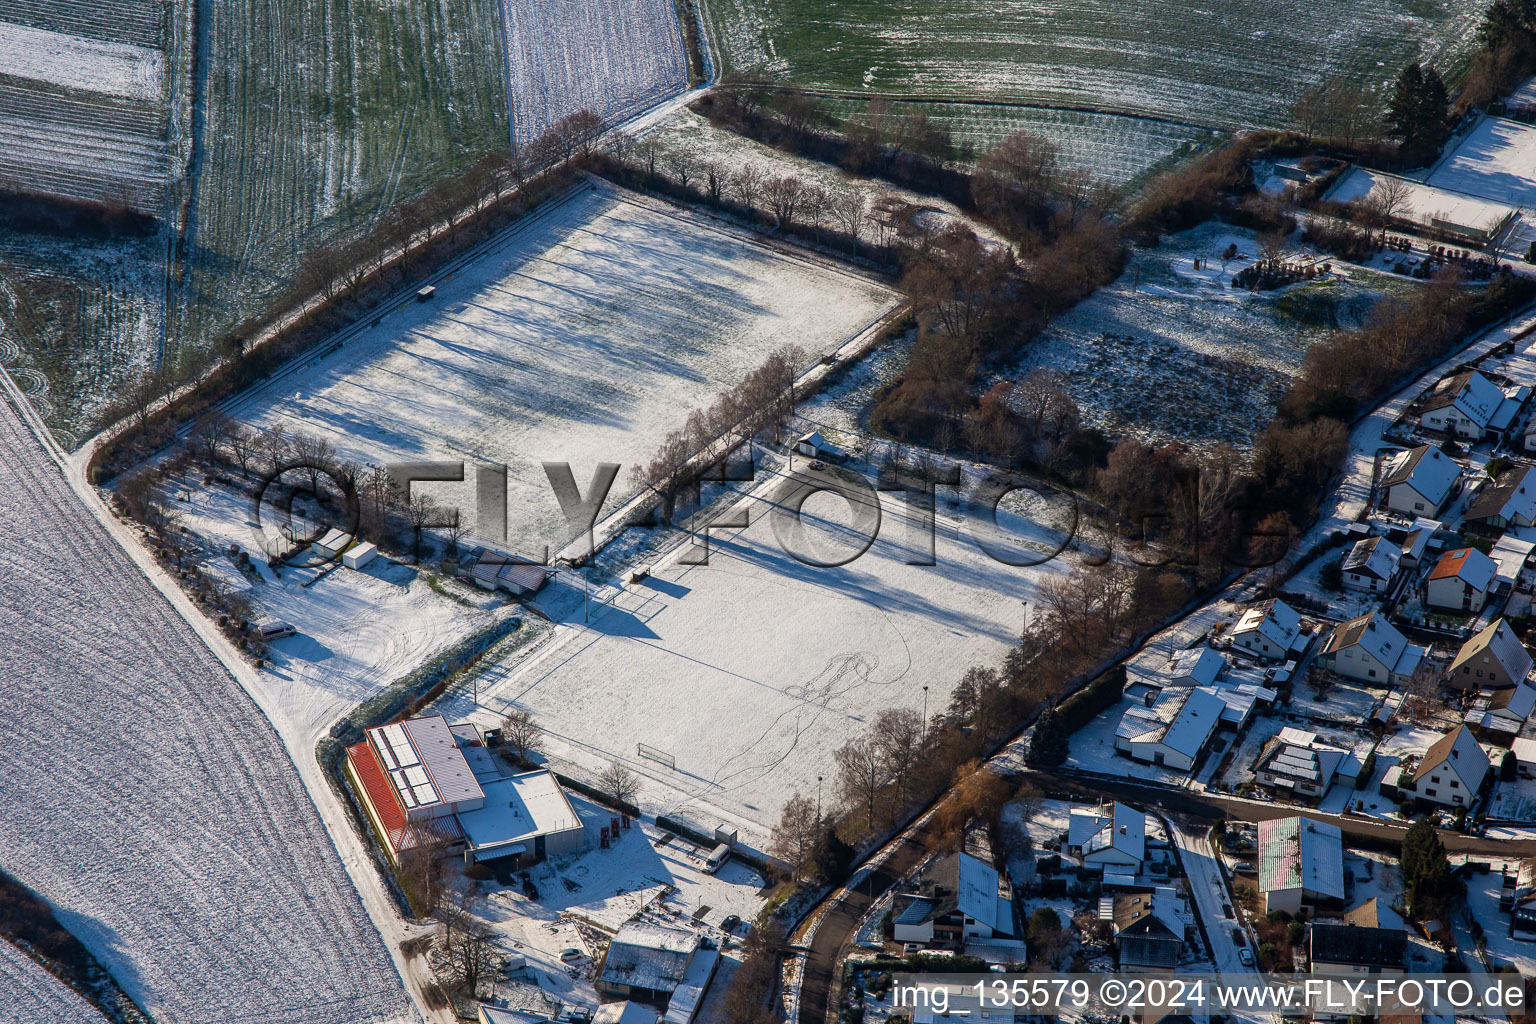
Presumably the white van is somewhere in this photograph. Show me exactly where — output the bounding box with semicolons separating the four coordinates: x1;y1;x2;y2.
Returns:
704;843;731;874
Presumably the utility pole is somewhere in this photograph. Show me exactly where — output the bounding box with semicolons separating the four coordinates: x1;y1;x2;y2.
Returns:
816;775;823;821
921;686;929;733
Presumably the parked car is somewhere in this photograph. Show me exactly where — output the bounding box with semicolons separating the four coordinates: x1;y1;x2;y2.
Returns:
1238;947;1255;967
254;619;295;642
721;914;741;933
560;947;584;963
1233;861;1256;875
809;460;826;470
902;942;923;954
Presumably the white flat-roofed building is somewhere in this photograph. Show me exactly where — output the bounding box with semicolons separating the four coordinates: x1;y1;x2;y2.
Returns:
312;527;352;559
1328;166;1517;245
457;770;586;864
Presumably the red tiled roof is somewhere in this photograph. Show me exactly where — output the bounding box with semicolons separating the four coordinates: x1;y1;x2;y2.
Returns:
1429;548;1475;581
347;741;407;851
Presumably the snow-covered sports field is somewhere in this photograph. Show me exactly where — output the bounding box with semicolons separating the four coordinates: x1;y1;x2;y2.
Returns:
454;451;1077;845
227;181;900;557
0;940;107;1024
502;0;689;144
0;395;412;1023
1426;116;1536;209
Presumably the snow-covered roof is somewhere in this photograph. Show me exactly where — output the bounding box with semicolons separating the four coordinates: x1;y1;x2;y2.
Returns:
1449;617;1534;681
1491;535;1536;589
367;714;486;813
1256;727;1346;789
600;922;699;994
1464;683;1536;731
1168;646;1224;686
1466;463;1536;525
1321;611;1422;679
1380;444;1459;506
1412;725;1491;790
314;527;351;551
1514;736;1536;764
1429;547;1497;591
594;1002;660;1024
1422;369;1505;428
1399;517;1441;562
1490;386;1530;432
1329;166;1516;238
1160;687;1227;758
956;852;1002;932
1343;536;1400;581
1232;598;1302;649
1069;808;1113;849
1082;803;1146;862
1258;816;1344;900
455;771;582;856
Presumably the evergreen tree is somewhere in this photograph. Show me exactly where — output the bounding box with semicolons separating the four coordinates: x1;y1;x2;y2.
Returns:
813;826;855;885
1401;818;1455;920
1027;707;1070;766
1386;63;1451;164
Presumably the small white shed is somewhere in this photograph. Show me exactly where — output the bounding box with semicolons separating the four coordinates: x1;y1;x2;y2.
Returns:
342;541;378;570
312;528;352;559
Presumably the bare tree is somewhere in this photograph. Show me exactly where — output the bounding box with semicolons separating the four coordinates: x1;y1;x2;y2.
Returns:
406;491;438;558
436;880;498;999
830;191;866;254
872;707;924;807
764;175;805;229
501;707;542;763
599;760;639;809
731;163;765;214
769;792;822;876
668;152;696;191
226;425;257;477
190;408;235;464
834;736;884;827
258;424;290;476
703;159;728;202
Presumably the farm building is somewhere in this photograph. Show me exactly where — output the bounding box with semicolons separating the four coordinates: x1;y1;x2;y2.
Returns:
1402;725;1490;808
1067;802;1146;872
597;922;709;1004
461;547;550;598
1341;536;1401;593
792;431;842;461
1102;888;1186;971
344;714;584;866
1257;817;1344;915
1253;727;1354;799
1229;598;1305;662
1380;445;1460;517
888;852;1015;950
1418;369;1525;441
1309;923;1407;976
1316;612;1426;688
1464;683;1536;739
1425;547;1497;612
1328;167;1516;245
1446;618;1533;691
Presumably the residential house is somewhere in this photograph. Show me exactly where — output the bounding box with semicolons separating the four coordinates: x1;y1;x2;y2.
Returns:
1229;599;1305;662
1257;816;1345;915
593;1005;660;1024
1425;547;1497;613
1396;517;1443;568
1403;725;1490;808
1316;612;1427;688
1167;646;1224;687
1341;536;1401;593
1115;683;1272;773
888;852;1015;951
1067;803;1146;873
1463;463;1536;535
1254;727;1352;799
597;922;708;1004
1104;888;1186;971
1309;923;1407;976
1464;683;1536;740
344;715;585;867
1490;534;1536;595
1418;369;1507;440
1379;445;1460;517
1446;618;1533;692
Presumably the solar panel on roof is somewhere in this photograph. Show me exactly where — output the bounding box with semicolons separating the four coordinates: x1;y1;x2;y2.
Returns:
404;765;430;788
412;782;438;804
376;738;398;771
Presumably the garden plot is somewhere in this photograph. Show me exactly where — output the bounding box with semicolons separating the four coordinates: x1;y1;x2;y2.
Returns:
502;0;688;145
227;181;899;557
819;98;1222;186
994;223;1389;452
0;399;412;1023
451;452;1074;845
1425;116;1536;209
0;940;107;1024
707;0;1487;131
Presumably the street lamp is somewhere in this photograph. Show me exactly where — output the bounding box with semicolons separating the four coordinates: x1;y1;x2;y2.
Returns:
922;685;929;732
816;775;823;820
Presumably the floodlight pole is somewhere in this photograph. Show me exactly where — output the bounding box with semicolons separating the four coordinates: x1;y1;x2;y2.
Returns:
816;775;823;821
922;686;929;733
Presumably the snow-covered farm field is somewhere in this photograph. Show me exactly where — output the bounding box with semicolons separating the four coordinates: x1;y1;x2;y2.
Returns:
993;223;1390;451
1426;116;1536;209
819;98;1223;185
0;940;107;1024
448;452;1074;847
502;0;688;145
706;0;1488;130
0;397;412;1023
226;180;900;557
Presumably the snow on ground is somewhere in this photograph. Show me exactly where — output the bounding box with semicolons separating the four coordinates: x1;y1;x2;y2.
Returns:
155;471;504;740
993;222;1386;452
447;450;1073;846
1488;774;1536;821
1425;116;1536;210
1066;695;1190;787
0;396;412;1023
502;0;687;145
0;939;108;1024
226;180;899;559
0;21;165;101
1462;865;1536;975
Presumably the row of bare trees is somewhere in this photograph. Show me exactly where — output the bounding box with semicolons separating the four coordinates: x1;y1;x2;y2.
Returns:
630;345;804;522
